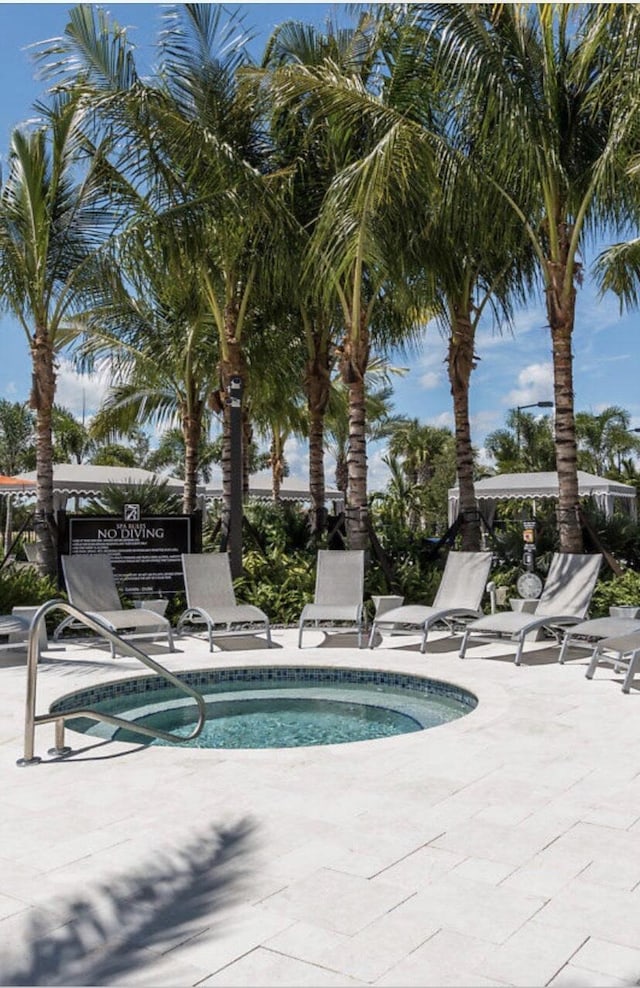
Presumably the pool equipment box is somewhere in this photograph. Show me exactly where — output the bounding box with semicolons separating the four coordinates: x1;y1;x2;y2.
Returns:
60;513;201;599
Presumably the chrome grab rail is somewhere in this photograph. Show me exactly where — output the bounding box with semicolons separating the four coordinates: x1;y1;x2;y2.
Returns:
17;599;207;766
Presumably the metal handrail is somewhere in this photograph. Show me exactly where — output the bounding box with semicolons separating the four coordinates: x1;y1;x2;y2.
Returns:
17;599;207;766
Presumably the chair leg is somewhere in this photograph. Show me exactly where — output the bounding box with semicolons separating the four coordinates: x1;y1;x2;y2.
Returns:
558;634;571;664
585;644;600;680
514;634;525;666
622;649;640;693
167;626;176;653
265;622;272;648
368;622;377;649
459;630;470;658
297;620;304;648
420;623;429;655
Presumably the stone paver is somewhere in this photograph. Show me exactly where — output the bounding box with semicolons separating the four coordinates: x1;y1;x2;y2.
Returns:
1;627;640;986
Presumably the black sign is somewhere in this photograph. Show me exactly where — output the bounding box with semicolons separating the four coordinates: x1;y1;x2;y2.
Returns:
61;514;201;599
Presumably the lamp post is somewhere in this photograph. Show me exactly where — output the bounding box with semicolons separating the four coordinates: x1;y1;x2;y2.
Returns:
515;401;554;454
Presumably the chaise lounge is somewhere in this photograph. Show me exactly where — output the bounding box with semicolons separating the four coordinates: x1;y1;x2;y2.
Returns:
368;550;493;653
459;552;602;665
177;552;272;651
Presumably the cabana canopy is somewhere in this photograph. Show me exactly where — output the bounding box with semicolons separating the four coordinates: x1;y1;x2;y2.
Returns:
0;464;343;509
448;471;637;526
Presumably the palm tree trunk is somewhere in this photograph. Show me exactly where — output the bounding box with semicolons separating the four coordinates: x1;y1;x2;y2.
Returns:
546;258;583;552
219;325;247;555
30;334;57;577
306;346;331;536
270;431;284;502
182;401;202;515
343;327;369;551
448;307;481;551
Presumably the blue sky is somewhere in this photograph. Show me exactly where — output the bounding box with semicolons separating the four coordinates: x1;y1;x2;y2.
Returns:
1;2;639;489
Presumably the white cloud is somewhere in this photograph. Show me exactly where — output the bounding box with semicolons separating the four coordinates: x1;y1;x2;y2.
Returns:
427;410;454;430
367;445;391;492
419;370;441;390
55;357;112;417
504;363;554;408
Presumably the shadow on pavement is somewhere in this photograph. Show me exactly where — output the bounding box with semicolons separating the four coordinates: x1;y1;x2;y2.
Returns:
0;816;257;986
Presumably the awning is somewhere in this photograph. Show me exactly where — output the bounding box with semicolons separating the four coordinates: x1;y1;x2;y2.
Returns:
448;471;637;525
0;465;344;510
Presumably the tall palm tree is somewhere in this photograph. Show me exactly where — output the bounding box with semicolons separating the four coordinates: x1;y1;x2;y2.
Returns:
77;219;221;514
260;17;371;537
0;96;116;574
36;5;285;538
268;12;437;548
431;3;640;552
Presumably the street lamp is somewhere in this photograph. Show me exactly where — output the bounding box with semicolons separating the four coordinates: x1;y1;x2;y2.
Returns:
515;401;554;453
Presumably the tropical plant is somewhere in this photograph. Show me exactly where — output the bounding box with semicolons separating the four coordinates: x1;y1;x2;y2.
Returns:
0;95;116;574
81;479;182;516
485;410;556;473
431;3;640;552
265;11;437;548
575;406;640;477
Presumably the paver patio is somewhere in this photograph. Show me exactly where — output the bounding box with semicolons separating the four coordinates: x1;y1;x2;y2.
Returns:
1;624;639;986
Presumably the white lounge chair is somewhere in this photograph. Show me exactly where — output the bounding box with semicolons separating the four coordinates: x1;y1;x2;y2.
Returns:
177;552;272;651
459;552;602;665
369;550;493;653
586;631;640;692
298;549;365;648
558;615;640;665
58;554;175;657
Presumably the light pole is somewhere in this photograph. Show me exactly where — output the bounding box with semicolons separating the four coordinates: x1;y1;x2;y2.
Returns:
515;401;554;455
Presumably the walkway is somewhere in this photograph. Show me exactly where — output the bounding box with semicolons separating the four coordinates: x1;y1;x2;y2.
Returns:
1;627;639;986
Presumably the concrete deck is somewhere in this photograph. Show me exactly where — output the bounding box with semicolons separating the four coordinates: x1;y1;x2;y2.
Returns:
1;625;639;987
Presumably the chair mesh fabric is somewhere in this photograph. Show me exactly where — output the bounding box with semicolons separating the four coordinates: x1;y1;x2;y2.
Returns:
182;553;238;611
535;553;602;618
432;552;493;611
62;555;122;612
313;550;364;607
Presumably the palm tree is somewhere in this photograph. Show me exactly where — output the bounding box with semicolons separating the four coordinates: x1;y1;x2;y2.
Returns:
387;420;454;489
575;406;640;477
431;3;640;552
485;410;556;473
0;96;116;574
77;220;221;515
0;400;36;552
266;11;436;549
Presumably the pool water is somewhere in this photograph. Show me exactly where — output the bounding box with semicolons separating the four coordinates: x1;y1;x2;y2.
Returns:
148;694;423;748
51;666;477;750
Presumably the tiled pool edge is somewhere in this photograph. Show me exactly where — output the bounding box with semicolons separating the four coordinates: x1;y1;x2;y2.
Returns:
50;664;478;716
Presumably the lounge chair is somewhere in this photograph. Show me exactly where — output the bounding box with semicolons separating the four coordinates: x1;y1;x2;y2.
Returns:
368;551;493;653
298;549;365;648
585;631;640;692
459;552;602;665
177;552;272;651
558;615;640;665
58;554;175;656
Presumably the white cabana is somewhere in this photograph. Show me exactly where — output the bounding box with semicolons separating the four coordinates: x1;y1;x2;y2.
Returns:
202;471;343;507
0;464;344;510
0;465;186;511
448;471;638;526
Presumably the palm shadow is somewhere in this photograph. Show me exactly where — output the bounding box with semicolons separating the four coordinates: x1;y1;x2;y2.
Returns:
0;816;257;986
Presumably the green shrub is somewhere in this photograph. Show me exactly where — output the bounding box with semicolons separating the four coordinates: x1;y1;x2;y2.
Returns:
0;564;58;615
591;570;640;617
236;549;316;625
